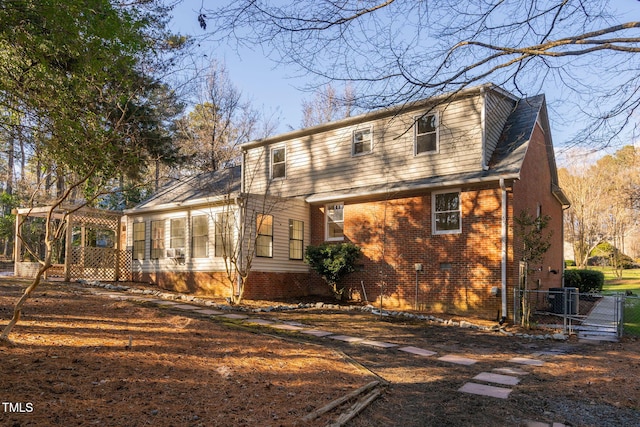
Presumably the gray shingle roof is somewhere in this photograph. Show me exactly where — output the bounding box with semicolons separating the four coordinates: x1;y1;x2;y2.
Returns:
130;166;241;212
489;94;545;173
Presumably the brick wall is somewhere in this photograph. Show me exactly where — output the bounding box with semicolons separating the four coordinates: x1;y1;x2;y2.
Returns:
311;187;508;319
132;270;328;301
307;128;565;320
512;123;564;291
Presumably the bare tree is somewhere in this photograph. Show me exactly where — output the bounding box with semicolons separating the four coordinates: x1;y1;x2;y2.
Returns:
301;83;355;127
175;60;260;174
560;145;640;269
559;164;606;267
201;0;640;149
210;160;288;304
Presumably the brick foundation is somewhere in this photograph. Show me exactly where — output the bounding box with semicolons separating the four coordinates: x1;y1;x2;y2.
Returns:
132;270;328;301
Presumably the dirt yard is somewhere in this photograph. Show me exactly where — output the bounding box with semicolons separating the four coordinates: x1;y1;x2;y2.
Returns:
1;279;639;426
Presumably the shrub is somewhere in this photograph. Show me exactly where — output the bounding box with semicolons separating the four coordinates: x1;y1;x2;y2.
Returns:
304;242;361;300
563;269;581;288
564;269;604;293
565;260;576;267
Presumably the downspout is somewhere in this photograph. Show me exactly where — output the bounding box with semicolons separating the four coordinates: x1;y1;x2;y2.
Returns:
481;86;488;171
499;178;508;324
238;150;247;297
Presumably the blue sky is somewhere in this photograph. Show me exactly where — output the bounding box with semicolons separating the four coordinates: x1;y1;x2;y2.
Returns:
167;0;640;153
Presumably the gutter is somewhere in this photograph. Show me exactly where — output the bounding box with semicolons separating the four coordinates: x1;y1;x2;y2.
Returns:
499;178;508;324
305;173;520;204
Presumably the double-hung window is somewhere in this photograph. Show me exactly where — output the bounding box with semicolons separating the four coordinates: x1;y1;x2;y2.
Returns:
326;203;344;241
352;126;372;155
132;222;145;260
415;113;438;155
256;214;273;258
433;190;461;234
289;219;304;260
191;215;208;258
151;220;165;259
170;218;186;252
271;146;286;179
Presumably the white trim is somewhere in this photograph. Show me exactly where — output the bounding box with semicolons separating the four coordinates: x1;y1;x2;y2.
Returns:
325;202;345;241
432;189;462;235
351;125;373;156
270;145;287;180
414;112;439;156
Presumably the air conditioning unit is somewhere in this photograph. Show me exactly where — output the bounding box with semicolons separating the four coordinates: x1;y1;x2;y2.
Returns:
166;248;184;258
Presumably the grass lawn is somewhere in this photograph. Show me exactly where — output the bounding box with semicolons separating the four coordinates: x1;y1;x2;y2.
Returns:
568;267;640;335
594;267;640;336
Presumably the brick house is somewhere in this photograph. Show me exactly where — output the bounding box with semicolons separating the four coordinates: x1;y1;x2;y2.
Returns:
125;83;569;320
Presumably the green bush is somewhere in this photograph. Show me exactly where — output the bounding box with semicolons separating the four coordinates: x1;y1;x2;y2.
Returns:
304;242;361;299
564;269;604;293
565;260;576;267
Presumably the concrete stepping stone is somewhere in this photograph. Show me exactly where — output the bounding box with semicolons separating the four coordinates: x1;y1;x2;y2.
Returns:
173;304;204;310
522;421;567;427
105;294;137;300
270;323;305;331
243;318;275;325
472;372;520;386
508;357;544;366
301;329;334;337
154;300;180;306
360;339;398;349
458;382;512;399
398;346;437;357
438;354;478;365
522;422;550;427
197;309;224;315
283;321;309;327
328;335;364;343
219;313;249;320
493;367;529;376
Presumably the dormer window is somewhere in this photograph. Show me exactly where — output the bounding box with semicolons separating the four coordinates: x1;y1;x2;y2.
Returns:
271;146;286;179
352;126;372;156
415;113;438;155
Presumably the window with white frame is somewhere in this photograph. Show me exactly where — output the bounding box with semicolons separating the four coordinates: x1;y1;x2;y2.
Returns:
271;146;286;179
256;214;273;257
415;113;438;154
432;190;461;234
326;203;344;241
191;215;208;258
289;219;304;260
151;220;164;259
132;222;145;260
170;218;186;251
352;126;372;155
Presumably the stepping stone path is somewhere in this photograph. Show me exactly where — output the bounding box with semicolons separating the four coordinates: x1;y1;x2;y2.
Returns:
301;329;334;337
328;335;364;343
88;286;568;425
398;346;437;357
173;304;204;310
438;354;478;366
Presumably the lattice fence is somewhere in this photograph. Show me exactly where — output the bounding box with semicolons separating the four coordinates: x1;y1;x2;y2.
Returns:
68;247;132;282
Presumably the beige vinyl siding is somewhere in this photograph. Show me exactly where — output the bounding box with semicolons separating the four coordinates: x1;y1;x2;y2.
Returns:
250;196;310;273
127;206;234;274
244;95;485;199
484;91;516;162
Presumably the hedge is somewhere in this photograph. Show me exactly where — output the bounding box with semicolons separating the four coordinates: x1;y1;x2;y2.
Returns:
564;269;604;293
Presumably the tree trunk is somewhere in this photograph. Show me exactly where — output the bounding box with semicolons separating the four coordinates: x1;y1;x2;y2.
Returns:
0;257;51;342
